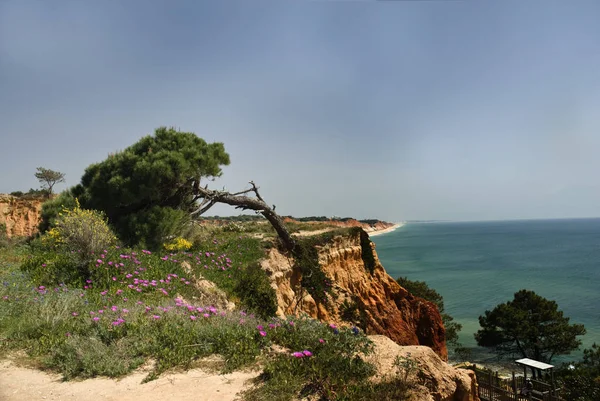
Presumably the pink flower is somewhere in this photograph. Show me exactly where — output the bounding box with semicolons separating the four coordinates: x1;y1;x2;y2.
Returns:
152;315;161;319
259;331;267;337
329;323;337;329
302;350;313;357
71;312;78;317
203;313;210;318
190;315;197;320
97;259;103;264
319;338;325;344
291;352;304;358
257;325;264;331
92;317;100;322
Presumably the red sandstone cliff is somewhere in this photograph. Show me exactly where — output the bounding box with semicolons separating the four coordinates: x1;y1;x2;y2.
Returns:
261;229;448;360
0;195;45;238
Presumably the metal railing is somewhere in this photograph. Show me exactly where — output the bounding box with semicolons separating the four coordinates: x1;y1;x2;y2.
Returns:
466;365;564;401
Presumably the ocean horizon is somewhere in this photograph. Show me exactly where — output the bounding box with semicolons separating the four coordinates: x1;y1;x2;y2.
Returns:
372;218;600;366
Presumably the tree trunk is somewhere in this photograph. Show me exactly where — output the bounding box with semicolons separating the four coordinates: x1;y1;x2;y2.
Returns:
190;181;296;252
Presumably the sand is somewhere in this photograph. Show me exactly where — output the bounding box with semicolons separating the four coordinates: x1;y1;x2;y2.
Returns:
367;223;404;237
0;359;259;401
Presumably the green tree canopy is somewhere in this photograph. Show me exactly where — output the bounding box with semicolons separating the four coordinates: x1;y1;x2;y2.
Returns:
34;167;65;195
475;289;586;363
396;277;462;347
73;127;230;248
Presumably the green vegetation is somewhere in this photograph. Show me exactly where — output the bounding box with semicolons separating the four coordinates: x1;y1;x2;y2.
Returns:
51;127;232;249
556;343;600;401
396;277;463;350
475;289;586;363
34;167;65;196
290;229;354;305
1;128;425;399
358;228;376;274
38;189;78;233
8;188;50;199
0;234;391;399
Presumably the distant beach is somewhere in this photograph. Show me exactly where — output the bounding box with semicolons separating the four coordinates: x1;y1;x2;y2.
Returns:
368;222;404;237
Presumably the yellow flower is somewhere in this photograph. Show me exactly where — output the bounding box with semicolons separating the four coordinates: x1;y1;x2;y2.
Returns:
163;237;192;251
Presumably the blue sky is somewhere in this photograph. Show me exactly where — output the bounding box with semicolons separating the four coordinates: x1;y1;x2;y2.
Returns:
1;0;600;221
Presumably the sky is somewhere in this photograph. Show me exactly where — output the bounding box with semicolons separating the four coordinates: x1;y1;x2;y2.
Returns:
1;0;600;222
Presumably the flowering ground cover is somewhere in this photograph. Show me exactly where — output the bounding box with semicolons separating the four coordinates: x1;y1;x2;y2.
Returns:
0;234;415;400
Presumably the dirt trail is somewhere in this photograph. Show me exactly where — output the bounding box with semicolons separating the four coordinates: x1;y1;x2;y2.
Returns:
0;360;258;401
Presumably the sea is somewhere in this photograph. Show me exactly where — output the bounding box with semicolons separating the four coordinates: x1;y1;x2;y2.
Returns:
371;219;600;367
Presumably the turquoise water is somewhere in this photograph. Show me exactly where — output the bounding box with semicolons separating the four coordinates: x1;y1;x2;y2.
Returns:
372;219;600;364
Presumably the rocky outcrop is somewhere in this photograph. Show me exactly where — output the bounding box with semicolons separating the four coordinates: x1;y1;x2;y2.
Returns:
367;335;479;401
0;195;45;238
261;229;448;360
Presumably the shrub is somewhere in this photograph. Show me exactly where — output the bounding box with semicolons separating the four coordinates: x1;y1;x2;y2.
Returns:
233;263;277;319
50;200;117;257
38;189;78;233
119;206;190;250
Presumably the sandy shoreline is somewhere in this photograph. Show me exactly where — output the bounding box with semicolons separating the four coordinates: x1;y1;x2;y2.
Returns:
368;222;405;237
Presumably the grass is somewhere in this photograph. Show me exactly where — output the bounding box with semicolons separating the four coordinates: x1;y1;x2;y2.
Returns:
0;229;414;400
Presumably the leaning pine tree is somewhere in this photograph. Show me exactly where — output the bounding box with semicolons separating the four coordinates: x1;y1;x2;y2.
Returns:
71;126;295;250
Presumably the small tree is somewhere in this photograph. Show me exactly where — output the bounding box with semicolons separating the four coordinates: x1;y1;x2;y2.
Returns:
475;289;586;364
35;167;65;196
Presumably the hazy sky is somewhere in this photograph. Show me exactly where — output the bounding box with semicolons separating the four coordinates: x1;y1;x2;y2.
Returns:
1;1;600;222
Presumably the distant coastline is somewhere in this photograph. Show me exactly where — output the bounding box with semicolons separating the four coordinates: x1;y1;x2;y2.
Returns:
368;222;404;237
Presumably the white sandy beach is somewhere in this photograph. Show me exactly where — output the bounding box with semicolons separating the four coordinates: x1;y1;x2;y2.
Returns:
368;222;405;237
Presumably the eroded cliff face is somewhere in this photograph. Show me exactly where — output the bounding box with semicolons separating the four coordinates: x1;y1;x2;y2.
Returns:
0;195;44;238
261;230;448;360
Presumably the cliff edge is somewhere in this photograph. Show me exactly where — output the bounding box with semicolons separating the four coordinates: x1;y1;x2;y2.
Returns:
262;229;448;360
0;194;45;238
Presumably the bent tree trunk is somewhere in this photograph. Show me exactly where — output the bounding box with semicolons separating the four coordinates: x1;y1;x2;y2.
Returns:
190;181;296;252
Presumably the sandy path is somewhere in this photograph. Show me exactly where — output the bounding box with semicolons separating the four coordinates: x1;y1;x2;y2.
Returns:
0;360;258;401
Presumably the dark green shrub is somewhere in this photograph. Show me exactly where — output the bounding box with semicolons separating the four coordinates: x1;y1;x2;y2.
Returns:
119;205;190;250
233;262;277;319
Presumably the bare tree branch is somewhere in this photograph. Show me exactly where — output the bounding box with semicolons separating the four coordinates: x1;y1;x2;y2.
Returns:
192;181;295;251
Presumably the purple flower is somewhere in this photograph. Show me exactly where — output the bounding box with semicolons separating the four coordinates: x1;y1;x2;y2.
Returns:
302;350;313;357
190;315;197;320
291;352;305;358
259;331;267;337
92;317;100;322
